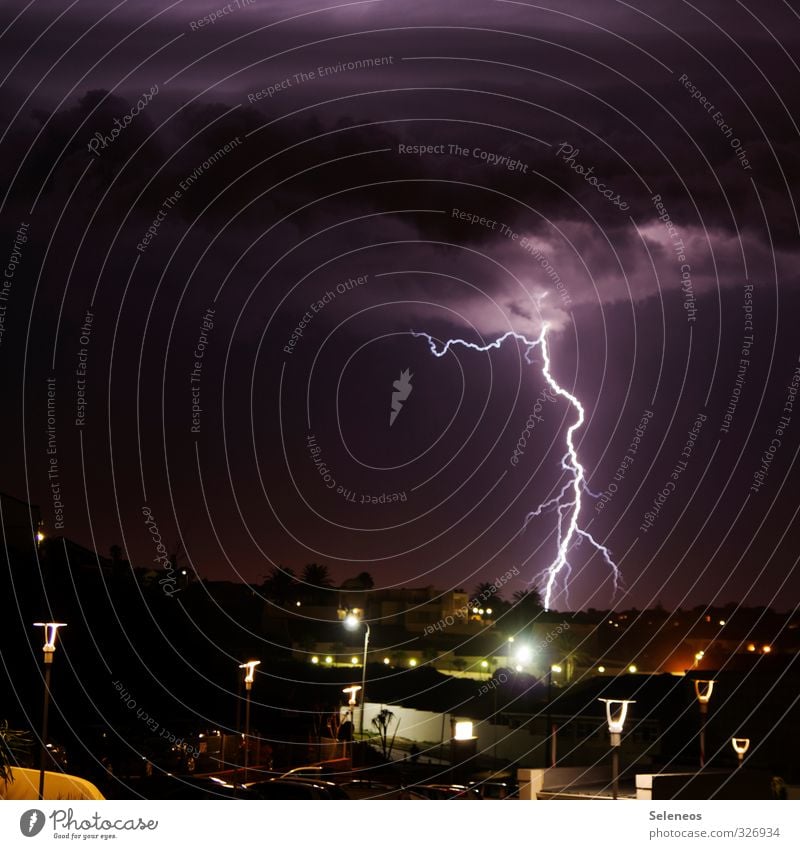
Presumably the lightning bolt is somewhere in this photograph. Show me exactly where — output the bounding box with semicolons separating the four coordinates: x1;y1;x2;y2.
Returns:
413;322;620;610
28;811;39;833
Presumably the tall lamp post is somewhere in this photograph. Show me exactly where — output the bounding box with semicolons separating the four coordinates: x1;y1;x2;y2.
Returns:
33;622;66;801
694;679;715;768
599;698;635;800
344;612;370;738
731;737;750;768
238;660;260;782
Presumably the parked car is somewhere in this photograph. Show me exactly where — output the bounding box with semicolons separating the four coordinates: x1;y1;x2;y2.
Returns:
244;778;350;800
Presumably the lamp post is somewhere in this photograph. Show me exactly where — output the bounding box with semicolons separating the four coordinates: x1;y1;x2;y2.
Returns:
344;612;370;738
599;698;635;800
731;737;750;768
693;679;715;768
238;660;260;782
33;622;66;801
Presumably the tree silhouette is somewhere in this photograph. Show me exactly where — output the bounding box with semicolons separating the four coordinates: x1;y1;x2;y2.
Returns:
262;566;297;605
371;708;398;759
301;563;333;604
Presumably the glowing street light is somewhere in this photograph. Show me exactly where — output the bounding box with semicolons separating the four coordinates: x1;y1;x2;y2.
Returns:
33;622;66;800
694;679;715;768
344;611;370;738
514;645;533;665
731;737;750;768
453;720;475;741
238;660;260;781
599;698;635;800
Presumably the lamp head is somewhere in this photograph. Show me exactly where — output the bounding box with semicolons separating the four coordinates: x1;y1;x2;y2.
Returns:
34;622;67;659
694;679;715;704
731;737;750;756
239;659;261;687
599;698;636;735
344;613;360;630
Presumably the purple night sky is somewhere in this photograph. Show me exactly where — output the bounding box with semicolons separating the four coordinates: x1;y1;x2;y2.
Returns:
2;0;799;612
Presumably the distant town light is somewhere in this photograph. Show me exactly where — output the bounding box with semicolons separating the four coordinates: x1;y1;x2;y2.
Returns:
551;664;562;674
325;656;333;664
36;531;45;543
296;601;301;607
762;645;772;653
409;658;418;667
344;613;360;629
350;656;359;665
628;664;638;674
311;656;319;664
472;608;479;614
747;643;756;652
508;636;515;643
598;666;606;673
383;657;390;665
719;620;726;626
486;608;493;615
515;664;523;672
480;660;489;669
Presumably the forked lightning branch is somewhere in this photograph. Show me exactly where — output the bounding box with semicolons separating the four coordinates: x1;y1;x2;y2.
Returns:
413;323;620;610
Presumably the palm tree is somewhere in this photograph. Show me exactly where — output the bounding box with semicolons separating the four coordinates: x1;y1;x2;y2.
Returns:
262;566;297;606
508;587;544;630
371;708;398;759
301;563;334;604
0;721;31;784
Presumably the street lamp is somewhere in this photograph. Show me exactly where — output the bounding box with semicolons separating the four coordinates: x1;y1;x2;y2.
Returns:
33;622;66;800
731;737;750;768
599;698;635;800
238;660;260;781
694;679;715;768
344;612;370;738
